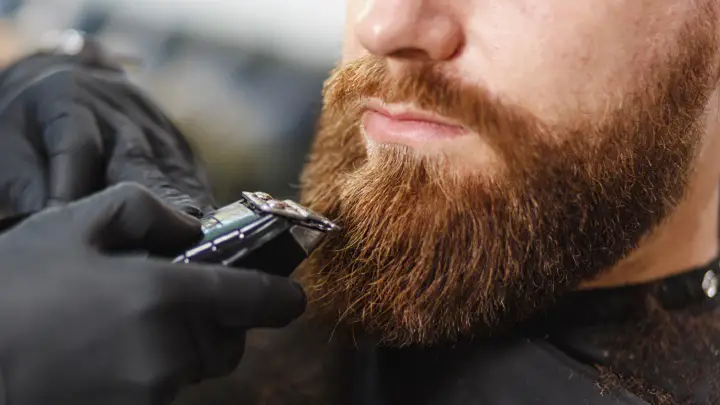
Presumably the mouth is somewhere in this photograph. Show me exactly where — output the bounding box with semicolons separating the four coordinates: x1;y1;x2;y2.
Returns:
361;99;470;146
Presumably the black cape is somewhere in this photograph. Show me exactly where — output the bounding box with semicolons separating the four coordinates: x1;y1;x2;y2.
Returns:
176;257;720;405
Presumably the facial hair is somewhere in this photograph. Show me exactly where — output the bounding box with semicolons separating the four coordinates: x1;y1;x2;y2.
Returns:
297;9;719;347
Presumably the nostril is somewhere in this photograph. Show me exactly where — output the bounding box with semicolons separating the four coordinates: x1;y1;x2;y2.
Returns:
389;48;433;61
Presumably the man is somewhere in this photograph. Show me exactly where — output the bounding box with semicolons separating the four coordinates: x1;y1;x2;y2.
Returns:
3;1;720;404
184;1;720;404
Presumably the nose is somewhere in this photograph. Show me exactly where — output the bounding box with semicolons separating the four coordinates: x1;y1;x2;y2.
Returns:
355;0;464;62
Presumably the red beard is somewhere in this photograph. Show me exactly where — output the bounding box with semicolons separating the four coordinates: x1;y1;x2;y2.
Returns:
296;7;719;346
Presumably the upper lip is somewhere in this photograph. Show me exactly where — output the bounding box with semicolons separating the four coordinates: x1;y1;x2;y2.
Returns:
363;100;465;128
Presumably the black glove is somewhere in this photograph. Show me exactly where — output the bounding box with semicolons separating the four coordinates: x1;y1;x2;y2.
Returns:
0;50;215;217
0;182;305;405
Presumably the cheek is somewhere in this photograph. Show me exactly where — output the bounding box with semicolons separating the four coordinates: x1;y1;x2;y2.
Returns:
462;0;693;123
341;0;699;124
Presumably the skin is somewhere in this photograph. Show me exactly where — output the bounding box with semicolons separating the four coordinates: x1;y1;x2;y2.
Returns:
344;0;720;287
177;2;720;404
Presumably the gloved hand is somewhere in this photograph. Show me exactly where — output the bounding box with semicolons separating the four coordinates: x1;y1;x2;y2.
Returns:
0;48;214;218
0;182;305;405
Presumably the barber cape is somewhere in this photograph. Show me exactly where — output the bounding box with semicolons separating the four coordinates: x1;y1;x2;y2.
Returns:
351;258;720;405
354;338;645;405
176;258;720;405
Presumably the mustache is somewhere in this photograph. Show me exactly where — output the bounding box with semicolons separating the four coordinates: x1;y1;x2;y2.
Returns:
322;56;550;164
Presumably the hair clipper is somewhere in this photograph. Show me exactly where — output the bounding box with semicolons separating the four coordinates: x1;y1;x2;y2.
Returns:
173;192;339;277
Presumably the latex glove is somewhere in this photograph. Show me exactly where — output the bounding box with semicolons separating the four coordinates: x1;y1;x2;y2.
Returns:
0;50;214;218
0;182;305;405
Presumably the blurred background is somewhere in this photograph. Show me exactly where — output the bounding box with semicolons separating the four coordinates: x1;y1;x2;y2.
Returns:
0;0;346;204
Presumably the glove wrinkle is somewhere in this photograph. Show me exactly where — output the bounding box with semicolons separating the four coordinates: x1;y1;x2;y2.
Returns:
0;51;215;215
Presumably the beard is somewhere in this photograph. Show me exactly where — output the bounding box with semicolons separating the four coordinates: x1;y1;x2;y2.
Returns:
296;10;719;347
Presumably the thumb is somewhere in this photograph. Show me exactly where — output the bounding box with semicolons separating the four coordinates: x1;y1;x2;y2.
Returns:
153;261;307;329
69;182;203;256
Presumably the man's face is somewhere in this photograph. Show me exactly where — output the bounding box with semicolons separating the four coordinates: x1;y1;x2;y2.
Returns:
298;0;720;346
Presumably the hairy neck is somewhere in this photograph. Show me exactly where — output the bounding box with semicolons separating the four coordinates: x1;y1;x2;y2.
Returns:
584;188;718;288
584;95;720;289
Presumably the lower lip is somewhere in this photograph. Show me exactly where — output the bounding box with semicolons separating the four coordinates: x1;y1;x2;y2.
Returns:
362;110;468;144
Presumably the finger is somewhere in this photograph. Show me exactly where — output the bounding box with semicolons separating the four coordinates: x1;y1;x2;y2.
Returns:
151;261;307;329
162;155;217;215
109;157;203;218
67;182;203;256
80;81;216;212
122;96;217;210
97;104;203;216
40;101;104;205
0;172;46;214
0;129;47;213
